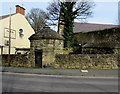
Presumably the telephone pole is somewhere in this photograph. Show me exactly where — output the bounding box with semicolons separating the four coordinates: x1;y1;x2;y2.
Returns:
8;7;12;66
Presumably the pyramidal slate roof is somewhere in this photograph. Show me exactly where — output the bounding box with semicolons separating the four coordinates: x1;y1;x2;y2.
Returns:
74;22;119;33
29;26;64;40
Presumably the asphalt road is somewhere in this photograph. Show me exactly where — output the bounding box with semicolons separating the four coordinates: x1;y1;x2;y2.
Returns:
2;72;119;92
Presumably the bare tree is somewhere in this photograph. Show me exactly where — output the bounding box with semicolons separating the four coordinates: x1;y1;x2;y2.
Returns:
47;0;94;25
26;8;49;33
47;0;95;47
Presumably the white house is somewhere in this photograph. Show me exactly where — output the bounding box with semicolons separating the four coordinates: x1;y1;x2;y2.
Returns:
0;5;35;55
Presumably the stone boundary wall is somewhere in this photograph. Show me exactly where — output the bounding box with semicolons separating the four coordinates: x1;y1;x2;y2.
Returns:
1;54;29;67
1;54;120;69
73;28;120;46
53;54;120;69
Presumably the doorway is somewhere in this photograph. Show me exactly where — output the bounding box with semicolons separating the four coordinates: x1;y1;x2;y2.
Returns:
35;49;42;68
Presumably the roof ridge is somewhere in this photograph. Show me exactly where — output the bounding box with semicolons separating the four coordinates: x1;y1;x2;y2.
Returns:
74;22;118;26
0;13;16;20
74;22;119;33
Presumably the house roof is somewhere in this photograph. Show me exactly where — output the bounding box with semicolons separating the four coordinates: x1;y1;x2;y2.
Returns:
74;22;119;33
29;26;64;40
0;13;16;20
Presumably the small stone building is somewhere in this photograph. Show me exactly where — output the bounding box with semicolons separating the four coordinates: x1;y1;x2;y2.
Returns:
29;26;64;68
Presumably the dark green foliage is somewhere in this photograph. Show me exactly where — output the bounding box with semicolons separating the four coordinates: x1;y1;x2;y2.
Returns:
62;2;75;47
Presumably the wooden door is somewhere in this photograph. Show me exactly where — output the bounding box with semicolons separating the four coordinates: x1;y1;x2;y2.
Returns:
35;50;42;68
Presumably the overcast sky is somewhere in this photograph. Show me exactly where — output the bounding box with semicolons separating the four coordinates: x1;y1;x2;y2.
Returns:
0;0;119;26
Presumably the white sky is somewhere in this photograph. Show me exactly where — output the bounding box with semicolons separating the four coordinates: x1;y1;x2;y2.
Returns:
0;0;119;2
0;0;119;26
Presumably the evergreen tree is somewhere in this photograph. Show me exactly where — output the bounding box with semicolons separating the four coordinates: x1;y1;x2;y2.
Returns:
62;2;75;47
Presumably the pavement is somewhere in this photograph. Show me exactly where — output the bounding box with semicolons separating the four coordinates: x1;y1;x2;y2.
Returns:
1;66;119;77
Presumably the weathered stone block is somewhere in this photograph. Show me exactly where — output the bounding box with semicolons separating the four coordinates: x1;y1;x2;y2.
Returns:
53;54;119;69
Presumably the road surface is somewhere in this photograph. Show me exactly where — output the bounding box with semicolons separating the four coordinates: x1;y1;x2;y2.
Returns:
2;72;119;92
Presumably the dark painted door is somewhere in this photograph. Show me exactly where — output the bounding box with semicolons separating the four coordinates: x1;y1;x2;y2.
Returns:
35;50;42;68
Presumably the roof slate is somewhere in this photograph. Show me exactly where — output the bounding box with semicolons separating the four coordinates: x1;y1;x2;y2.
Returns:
29;27;64;40
74;22;119;33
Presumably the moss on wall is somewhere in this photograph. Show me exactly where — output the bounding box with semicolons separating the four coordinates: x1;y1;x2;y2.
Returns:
1;54;120;69
53;54;120;69
73;28;120;54
1;54;29;67
73;28;120;45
